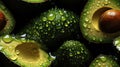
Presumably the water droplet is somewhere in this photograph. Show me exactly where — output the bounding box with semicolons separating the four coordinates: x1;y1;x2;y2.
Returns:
104;0;109;5
61;16;66;21
11;56;18;61
39;26;43;30
15;50;20;55
0;46;3;51
46;24;49;27
48;13;55;21
84;33;88;36
92;37;96;41
98;1;100;4
100;56;106;62
69;53;73;57
85;18;89;22
65;23;68;27
114;40;119;45
59;10;63;15
2;35;13;43
86;11;89;14
77;51;80;54
42;17;47;21
83;23;87;28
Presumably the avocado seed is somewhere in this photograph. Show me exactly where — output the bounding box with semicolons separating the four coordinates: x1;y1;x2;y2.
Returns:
0;11;6;31
99;9;120;33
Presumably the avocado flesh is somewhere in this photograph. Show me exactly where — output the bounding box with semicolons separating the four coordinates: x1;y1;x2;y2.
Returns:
22;0;47;3
80;0;120;43
0;35;52;67
0;1;15;35
89;54;119;67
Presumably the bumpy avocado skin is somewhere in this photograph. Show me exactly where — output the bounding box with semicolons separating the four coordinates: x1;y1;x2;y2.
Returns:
0;1;15;35
80;0;120;43
53;40;90;67
0;35;53;67
89;54;119;67
18;8;80;50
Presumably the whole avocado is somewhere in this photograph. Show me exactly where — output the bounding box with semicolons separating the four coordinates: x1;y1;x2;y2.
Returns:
17;7;80;51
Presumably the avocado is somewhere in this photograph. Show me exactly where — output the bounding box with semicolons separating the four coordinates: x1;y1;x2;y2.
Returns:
0;35;53;67
17;8;80;50
113;36;120;51
0;1;15;35
80;0;120;43
22;0;47;3
53;40;90;67
89;54;119;67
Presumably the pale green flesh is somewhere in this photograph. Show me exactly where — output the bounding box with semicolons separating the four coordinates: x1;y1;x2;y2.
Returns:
22;0;47;3
0;35;51;67
80;0;120;43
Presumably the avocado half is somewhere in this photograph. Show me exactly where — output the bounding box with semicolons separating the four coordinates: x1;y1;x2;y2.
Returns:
0;35;53;67
22;0;47;3
0;1;15;35
80;0;120;43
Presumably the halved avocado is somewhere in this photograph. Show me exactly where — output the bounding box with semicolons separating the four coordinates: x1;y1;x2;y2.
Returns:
89;54;119;67
0;1;15;35
0;35;53;67
22;0;47;3
80;0;120;43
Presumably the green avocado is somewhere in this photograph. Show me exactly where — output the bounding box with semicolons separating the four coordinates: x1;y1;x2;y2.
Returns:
53;40;90;67
17;8;80;50
80;0;120;43
89;54;119;67
0;35;53;67
0;1;15;35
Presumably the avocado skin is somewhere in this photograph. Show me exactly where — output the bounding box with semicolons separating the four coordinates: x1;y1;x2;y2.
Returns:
89;54;119;67
17;8;80;51
53;40;90;67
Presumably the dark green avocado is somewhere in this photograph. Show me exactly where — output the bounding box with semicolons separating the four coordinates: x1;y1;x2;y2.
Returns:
53;40;90;67
0;1;15;35
0;35;53;67
89;54;119;67
80;0;120;43
17;7;80;50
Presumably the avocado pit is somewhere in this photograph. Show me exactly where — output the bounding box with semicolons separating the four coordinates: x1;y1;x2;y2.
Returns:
0;11;6;31
99;9;120;33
